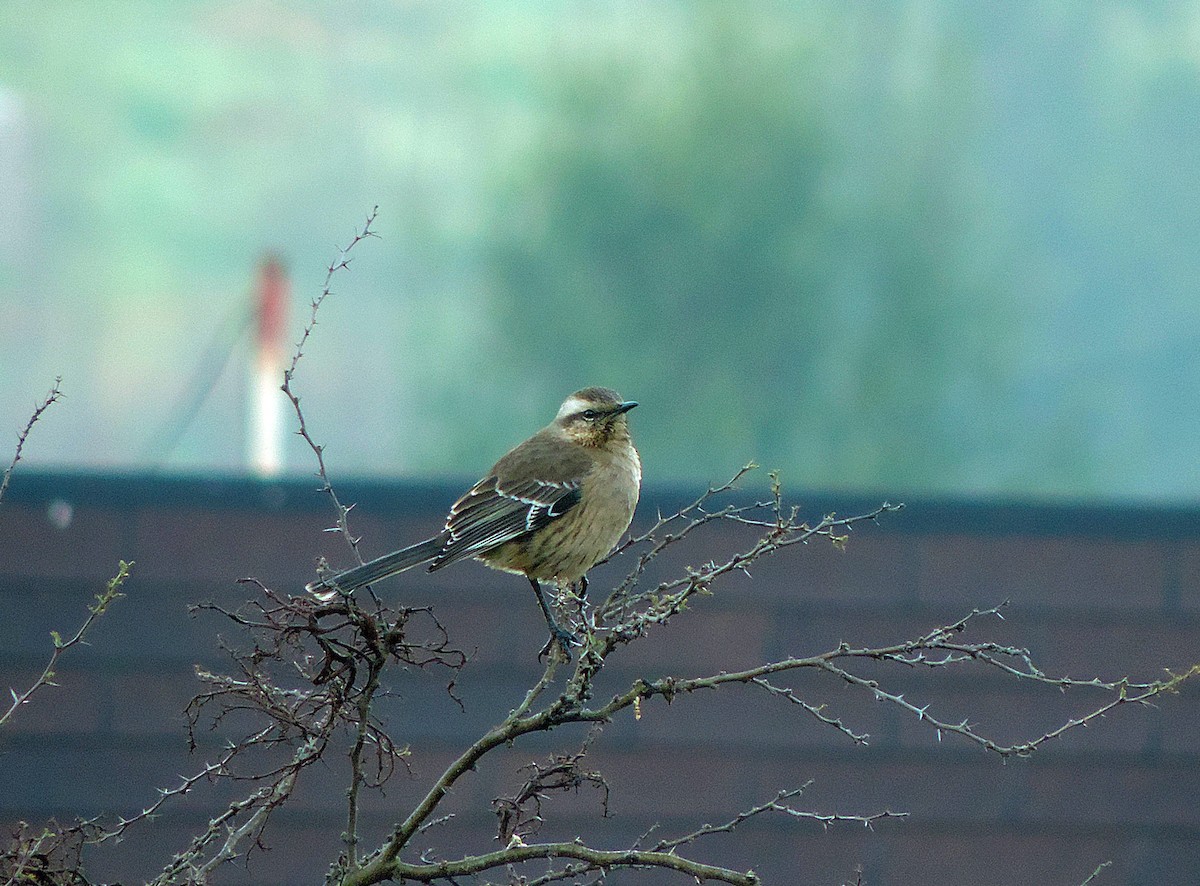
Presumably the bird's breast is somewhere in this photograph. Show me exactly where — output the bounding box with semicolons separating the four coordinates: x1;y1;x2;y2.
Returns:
518;443;641;586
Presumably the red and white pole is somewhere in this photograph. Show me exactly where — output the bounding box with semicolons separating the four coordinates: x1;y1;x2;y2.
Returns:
249;255;289;477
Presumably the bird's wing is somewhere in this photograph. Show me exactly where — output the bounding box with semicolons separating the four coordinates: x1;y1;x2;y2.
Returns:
431;474;582;569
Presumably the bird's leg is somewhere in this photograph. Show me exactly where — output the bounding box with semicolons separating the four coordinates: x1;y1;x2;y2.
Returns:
573;574;596;633
530;578;580;661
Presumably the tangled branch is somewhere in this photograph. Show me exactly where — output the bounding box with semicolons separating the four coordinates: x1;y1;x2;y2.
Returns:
493;730;610;844
174;583;466;880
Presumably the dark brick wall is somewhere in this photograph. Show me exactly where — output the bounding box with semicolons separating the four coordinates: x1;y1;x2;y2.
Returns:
2;472;1198;885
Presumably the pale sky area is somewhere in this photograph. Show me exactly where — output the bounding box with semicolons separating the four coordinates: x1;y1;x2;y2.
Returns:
2;3;1199;501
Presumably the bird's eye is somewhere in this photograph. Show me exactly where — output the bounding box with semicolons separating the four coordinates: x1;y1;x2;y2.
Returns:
581;409;599;421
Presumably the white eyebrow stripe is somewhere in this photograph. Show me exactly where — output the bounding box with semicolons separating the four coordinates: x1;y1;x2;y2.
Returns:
556;396;591;420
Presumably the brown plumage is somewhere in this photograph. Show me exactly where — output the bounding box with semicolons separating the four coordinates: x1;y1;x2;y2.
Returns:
306;387;641;657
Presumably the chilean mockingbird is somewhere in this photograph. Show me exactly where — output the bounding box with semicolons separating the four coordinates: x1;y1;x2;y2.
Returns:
307;387;641;658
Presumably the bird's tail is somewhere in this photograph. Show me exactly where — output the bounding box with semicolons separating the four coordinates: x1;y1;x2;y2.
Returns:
305;536;444;595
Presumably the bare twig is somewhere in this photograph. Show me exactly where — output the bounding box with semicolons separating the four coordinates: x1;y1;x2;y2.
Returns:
1;561;132;729
282;206;379;563
566;624;1198;761
652;785;905;853
750;677;871;744
519;866;608;886
92;731;265;847
0;377;62;506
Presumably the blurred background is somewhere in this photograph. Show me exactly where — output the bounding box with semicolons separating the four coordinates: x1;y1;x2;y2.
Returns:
2;2;1199;500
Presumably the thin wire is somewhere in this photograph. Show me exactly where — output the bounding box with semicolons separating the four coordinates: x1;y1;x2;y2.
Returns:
141;297;254;470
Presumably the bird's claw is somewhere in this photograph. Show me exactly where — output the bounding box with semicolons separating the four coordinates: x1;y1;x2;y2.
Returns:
538;626;582;662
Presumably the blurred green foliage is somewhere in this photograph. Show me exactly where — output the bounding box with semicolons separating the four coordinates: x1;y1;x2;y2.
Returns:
480;5;1021;490
1;3;1198;500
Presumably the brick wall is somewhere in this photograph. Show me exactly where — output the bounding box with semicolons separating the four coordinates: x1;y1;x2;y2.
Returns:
2;472;1198;885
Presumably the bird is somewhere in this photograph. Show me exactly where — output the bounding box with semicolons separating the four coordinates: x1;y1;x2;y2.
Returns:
306;386;641;658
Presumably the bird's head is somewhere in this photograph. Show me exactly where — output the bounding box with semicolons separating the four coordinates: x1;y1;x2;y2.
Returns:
553;387;638;447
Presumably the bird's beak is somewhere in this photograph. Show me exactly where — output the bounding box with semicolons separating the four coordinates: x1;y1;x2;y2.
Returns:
615;401;638;415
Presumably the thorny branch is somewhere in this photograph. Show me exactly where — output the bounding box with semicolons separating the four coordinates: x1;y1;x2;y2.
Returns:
0;385;133;886
0;376;62;506
650;784;905;855
1;561;132;730
148;733;326;886
282;205;379;564
327;465;1195;886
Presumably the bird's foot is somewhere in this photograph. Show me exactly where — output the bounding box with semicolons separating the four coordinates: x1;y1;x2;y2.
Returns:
538;624;582;663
